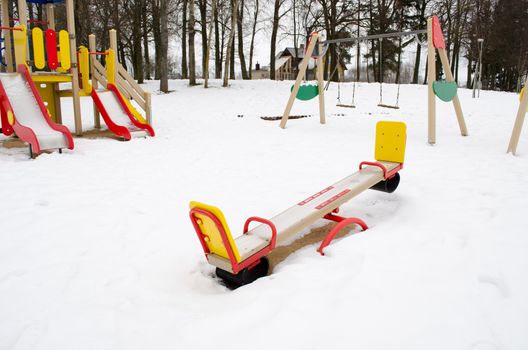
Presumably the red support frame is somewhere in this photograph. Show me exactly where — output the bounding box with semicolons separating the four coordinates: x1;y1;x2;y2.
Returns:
359;161;402;179
189;208;277;274
318;212;368;255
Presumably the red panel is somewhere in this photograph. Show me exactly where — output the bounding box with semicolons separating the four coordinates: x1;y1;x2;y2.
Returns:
431;16;446;49
45;29;58;70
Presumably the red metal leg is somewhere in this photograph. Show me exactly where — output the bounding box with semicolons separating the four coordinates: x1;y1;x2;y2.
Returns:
318;215;368;255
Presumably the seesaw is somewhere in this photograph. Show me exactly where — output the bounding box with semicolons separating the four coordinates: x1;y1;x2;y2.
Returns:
189;121;407;287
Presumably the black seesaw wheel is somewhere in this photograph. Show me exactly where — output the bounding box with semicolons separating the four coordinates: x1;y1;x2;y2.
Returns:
216;257;270;288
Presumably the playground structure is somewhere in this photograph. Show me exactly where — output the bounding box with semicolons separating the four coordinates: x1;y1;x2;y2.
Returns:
507;86;528;155
0;0;153;156
280;16;468;146
190;121;407;287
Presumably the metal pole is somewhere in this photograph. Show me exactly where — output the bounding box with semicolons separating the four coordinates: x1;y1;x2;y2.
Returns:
322;29;427;45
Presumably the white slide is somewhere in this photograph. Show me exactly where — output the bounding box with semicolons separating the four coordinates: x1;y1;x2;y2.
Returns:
91;84;154;141
0;66;73;155
98;90;148;137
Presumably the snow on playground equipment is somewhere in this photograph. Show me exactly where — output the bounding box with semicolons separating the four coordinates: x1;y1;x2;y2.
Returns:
0;64;74;157
190;121;406;287
507;86;528;155
0;0;153;150
280;16;468;146
78;42;154;140
0;19;73;157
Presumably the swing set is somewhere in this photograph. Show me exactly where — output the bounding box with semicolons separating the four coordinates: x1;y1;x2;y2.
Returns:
280;16;468;145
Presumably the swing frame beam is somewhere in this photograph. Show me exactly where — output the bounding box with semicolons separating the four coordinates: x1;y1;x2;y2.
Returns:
279;17;467;147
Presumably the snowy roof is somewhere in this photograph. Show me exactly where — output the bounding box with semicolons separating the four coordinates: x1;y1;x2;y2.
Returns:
274;56;291;70
277;47;305;60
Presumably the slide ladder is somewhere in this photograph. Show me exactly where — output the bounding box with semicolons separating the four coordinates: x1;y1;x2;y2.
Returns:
78;46;154;141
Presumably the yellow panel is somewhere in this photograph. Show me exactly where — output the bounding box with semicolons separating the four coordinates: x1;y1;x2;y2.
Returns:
7;111;14;125
32;28;45;70
189;201;241;262
13;25;27;67
32;75;72;83
58;30;71;70
375;121;407;163
521;87;524;102
78;46;92;94
120;92;147;124
106;49;115;84
35;82;58;122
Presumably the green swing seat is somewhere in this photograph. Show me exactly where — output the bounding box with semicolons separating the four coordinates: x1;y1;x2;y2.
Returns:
291;84;319;101
432;80;458;102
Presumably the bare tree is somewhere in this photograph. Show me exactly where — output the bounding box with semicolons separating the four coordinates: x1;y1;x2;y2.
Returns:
223;0;238;86
160;0;169;92
188;0;197;85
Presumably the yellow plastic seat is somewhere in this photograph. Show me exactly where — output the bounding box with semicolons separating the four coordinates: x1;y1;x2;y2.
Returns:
189;201;241;262
375;121;407;163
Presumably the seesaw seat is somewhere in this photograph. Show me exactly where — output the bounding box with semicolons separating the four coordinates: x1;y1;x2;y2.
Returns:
189;121;407;286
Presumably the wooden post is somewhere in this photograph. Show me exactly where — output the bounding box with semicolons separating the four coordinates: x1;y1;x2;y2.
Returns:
427;18;436;145
316;42;326;125
507;88;528;155
109;29;118;74
46;4;55;30
89;34;101;129
437;47;468;137
17;0;27;25
65;0;82;135
145;92;152;125
17;0;28;65
1;0;14;72
280;33;319;129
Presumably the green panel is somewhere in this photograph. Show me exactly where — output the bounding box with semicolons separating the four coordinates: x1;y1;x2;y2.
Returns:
291;84;319;101
433;80;458;102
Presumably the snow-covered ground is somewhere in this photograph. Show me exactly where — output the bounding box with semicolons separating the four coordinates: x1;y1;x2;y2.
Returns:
1;80;527;350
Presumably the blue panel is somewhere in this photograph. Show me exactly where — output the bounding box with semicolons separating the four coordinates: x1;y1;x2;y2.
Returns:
27;0;64;4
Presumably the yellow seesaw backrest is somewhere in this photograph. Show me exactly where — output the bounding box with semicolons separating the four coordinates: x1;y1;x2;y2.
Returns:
189;201;241;262
375;121;407;164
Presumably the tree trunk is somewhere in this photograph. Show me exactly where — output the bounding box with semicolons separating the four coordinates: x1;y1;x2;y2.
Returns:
269;0;281;80
248;0;259;79
133;1;144;83
412;43;421;84
230;38;235;79
198;0;208;78
142;0;151;80
204;0;217;87
237;0;249;79
223;0;238;86
160;0;169;92
152;0;162;80
214;3;222;78
189;0;197;85
182;0;188;79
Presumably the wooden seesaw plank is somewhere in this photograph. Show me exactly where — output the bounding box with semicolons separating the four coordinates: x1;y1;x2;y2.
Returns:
207;161;401;272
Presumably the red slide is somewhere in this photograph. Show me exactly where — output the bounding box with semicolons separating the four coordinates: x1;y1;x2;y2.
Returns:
0;64;74;156
91;83;154;141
